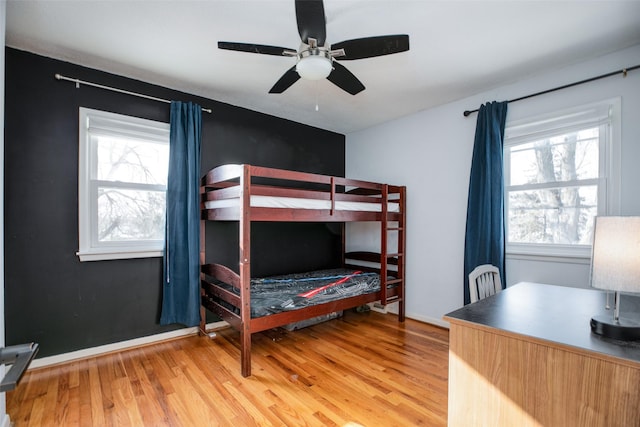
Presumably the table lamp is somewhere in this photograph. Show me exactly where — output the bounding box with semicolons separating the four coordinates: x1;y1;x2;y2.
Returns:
590;216;640;340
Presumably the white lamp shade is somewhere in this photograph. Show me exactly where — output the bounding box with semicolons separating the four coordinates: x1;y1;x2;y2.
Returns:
590;216;640;292
296;56;332;80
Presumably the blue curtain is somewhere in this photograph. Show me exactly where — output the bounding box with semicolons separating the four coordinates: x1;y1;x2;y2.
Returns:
463;101;508;305
160;101;202;326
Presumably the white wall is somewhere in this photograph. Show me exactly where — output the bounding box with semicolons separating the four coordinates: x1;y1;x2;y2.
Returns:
1;1;7;424
346;45;640;325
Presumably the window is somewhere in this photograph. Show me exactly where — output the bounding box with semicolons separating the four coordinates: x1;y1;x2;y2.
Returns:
504;99;620;259
78;108;170;261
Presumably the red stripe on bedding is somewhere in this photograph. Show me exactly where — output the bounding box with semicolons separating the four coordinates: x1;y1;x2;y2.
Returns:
297;271;363;299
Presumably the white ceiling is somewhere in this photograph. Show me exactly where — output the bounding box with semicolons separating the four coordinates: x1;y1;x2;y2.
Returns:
6;0;640;134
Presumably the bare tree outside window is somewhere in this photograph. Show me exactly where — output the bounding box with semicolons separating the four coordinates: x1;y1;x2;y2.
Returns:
94;135;168;243
506;128;599;246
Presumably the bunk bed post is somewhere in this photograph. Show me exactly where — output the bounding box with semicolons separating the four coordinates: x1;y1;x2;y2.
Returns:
337;178;345;268
239;165;253;377
380;184;388;306
330;176;336;215
340;223;346;267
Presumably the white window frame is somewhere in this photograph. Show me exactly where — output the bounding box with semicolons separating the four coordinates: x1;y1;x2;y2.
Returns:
77;107;170;262
504;98;621;261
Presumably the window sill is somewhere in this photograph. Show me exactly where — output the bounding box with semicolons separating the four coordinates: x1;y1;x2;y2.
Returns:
77;249;163;262
506;249;590;265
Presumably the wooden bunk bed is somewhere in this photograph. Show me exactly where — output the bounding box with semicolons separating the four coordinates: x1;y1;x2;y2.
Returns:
199;164;406;377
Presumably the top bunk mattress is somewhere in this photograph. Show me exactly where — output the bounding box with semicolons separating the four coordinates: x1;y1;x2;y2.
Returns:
204;195;400;212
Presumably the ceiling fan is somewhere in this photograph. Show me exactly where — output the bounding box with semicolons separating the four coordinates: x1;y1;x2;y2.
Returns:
218;0;410;95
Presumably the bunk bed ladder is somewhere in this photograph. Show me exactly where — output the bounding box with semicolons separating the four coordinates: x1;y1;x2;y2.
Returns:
380;185;405;321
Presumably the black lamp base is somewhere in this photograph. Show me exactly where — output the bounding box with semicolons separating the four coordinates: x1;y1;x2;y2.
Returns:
591;314;640;341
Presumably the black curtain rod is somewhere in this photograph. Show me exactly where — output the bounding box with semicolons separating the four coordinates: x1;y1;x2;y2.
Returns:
463;64;640;117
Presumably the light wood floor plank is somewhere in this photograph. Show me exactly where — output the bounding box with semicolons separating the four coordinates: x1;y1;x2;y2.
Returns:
8;311;448;426
87;358;106;426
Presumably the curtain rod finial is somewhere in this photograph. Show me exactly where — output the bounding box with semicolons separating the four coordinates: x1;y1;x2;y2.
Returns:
54;73;62;80
463;110;471;117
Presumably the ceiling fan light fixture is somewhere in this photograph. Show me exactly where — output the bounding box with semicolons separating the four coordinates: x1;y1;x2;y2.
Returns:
296;50;332;80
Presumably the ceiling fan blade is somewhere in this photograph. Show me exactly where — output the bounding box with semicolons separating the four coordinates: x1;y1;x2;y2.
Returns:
218;41;296;56
326;62;365;95
295;0;326;46
331;35;410;60
269;66;301;93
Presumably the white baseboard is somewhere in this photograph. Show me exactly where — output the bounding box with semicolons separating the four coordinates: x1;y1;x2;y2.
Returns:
406;312;450;329
368;303;450;329
29;321;228;369
368;300;400;315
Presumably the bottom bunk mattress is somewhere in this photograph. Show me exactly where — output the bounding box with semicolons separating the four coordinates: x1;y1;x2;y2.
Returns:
220;268;382;318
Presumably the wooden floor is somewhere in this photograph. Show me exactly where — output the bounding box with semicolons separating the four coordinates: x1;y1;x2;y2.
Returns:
7;311;449;426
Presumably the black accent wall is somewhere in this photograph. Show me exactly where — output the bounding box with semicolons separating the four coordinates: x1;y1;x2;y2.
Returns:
4;48;345;358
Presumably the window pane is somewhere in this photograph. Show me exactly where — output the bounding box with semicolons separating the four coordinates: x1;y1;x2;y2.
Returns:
94;135;168;185
508;185;597;245
508;128;599;186
97;187;166;242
